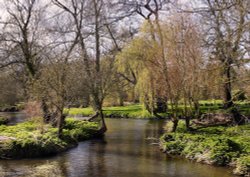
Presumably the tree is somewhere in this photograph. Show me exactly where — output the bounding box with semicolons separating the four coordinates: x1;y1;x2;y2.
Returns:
0;0;51;120
198;0;249;117
52;0;132;132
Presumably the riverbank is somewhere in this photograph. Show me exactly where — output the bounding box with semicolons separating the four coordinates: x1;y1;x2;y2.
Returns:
0;118;100;159
160;121;250;176
65;101;250;119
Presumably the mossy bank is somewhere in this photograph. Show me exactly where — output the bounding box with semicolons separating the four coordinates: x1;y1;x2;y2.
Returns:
0;118;100;159
160;122;250;176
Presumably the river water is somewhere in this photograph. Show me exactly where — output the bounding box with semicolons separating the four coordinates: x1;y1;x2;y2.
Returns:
0;116;236;177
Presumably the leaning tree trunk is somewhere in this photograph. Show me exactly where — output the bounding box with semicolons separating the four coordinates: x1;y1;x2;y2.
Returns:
98;110;107;134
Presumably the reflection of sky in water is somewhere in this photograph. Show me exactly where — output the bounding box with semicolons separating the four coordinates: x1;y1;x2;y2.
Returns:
0;118;236;177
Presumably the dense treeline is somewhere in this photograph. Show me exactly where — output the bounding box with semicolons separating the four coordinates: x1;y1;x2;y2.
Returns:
0;0;250;135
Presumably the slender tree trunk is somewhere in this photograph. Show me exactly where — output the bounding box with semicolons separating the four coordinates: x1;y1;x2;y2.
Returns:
41;98;50;123
57;110;66;138
185;116;190;130
118;94;124;106
222;61;233;109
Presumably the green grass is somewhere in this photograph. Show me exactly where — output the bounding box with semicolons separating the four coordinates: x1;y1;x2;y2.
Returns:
65;100;250;119
0;119;99;159
65;104;155;119
160;121;250;176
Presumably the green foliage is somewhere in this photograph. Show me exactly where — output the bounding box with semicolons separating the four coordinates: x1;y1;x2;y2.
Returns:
234;155;250;176
160;123;250;176
0;117;8;125
0;119;99;159
210;138;241;165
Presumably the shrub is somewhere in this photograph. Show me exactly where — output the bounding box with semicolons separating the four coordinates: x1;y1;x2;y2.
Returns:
0;117;8;125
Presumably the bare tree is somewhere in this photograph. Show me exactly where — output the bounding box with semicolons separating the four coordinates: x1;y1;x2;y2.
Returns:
0;0;51;120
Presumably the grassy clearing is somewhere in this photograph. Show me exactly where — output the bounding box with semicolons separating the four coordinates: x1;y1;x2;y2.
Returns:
65;100;250;119
160;121;250;176
0;118;99;159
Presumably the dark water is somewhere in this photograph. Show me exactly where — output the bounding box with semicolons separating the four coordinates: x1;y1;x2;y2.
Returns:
0;112;27;125
0;117;236;177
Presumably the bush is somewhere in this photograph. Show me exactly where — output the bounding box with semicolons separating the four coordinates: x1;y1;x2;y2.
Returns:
0;117;8;125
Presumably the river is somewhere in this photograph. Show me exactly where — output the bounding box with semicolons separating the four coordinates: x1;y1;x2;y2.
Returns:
0;115;236;177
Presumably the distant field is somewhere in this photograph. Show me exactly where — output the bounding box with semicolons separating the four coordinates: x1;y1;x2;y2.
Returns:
65;100;250;119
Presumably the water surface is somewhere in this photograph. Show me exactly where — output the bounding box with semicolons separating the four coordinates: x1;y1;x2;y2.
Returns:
0;118;236;177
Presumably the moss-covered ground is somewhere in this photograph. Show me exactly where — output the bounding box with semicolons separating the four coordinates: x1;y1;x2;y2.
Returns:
0;118;100;159
160;121;250;176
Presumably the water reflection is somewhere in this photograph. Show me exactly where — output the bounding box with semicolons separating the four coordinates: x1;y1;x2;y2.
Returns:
0;118;236;177
0;112;26;125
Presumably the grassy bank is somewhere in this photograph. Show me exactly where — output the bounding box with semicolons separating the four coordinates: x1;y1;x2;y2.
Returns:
65;100;250;119
0;118;100;159
160;121;250;176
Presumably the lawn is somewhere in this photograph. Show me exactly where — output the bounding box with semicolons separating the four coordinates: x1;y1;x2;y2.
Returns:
65;100;250;119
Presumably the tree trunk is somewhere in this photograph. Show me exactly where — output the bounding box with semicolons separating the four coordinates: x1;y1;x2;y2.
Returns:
118;91;124;106
171;118;179;132
57;111;66;138
41;98;50;123
185;116;190;130
156;97;167;113
99;110;107;134
193;101;200;117
222;62;233;109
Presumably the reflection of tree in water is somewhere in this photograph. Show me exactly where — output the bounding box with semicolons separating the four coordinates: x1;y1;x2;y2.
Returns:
145;120;166;139
30;161;65;177
56;154;70;177
0;159;67;177
142;120;166;159
85;138;108;177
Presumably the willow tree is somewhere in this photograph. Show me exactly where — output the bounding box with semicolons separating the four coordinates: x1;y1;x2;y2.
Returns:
116;28;162;117
117;13;204;131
